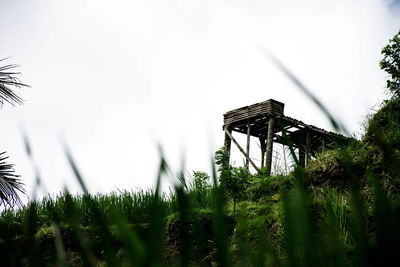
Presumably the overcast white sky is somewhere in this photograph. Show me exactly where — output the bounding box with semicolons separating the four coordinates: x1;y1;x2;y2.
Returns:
0;0;399;201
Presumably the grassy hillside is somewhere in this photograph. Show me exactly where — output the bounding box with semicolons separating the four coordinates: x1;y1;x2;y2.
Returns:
0;94;400;266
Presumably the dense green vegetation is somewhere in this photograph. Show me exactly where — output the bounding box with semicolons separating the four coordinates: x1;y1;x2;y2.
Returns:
1;126;400;266
2;30;400;267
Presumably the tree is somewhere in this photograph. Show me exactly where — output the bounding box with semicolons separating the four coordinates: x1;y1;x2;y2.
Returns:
215;146;232;191
0;58;28;208
192;171;210;189
380;29;400;98
215;147;251;212
229;167;251;212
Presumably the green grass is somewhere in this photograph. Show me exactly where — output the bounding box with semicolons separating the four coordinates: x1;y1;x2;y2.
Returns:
0;142;399;266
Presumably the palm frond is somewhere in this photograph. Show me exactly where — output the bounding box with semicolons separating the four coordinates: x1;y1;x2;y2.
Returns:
0;151;25;208
0;58;29;106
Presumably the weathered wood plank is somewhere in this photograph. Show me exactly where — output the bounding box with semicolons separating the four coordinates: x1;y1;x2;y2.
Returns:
223;99;284;125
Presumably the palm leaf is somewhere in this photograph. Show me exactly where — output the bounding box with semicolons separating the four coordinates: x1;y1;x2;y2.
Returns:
0;57;29;106
0;57;28;208
0;151;25;208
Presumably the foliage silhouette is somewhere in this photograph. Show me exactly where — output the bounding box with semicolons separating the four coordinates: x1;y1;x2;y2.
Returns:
380;29;400;98
0;58;28;209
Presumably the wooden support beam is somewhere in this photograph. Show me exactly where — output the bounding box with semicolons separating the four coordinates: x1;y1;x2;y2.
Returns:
224;125;232;153
246;123;251;169
298;147;306;168
224;125;232;165
224;128;260;172
259;137;266;168
306;129;311;166
265;117;275;176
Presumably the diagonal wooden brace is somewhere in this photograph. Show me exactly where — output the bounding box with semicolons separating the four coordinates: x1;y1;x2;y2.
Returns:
224;128;260;172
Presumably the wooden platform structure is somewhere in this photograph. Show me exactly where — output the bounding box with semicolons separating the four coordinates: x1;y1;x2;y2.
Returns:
223;99;348;175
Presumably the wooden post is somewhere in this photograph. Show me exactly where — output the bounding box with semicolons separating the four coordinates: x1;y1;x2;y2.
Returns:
265;117;275;176
298;147;306;167
305;129;311;166
259;137;266;168
224;125;232;152
246;123;251;169
224;125;232;165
